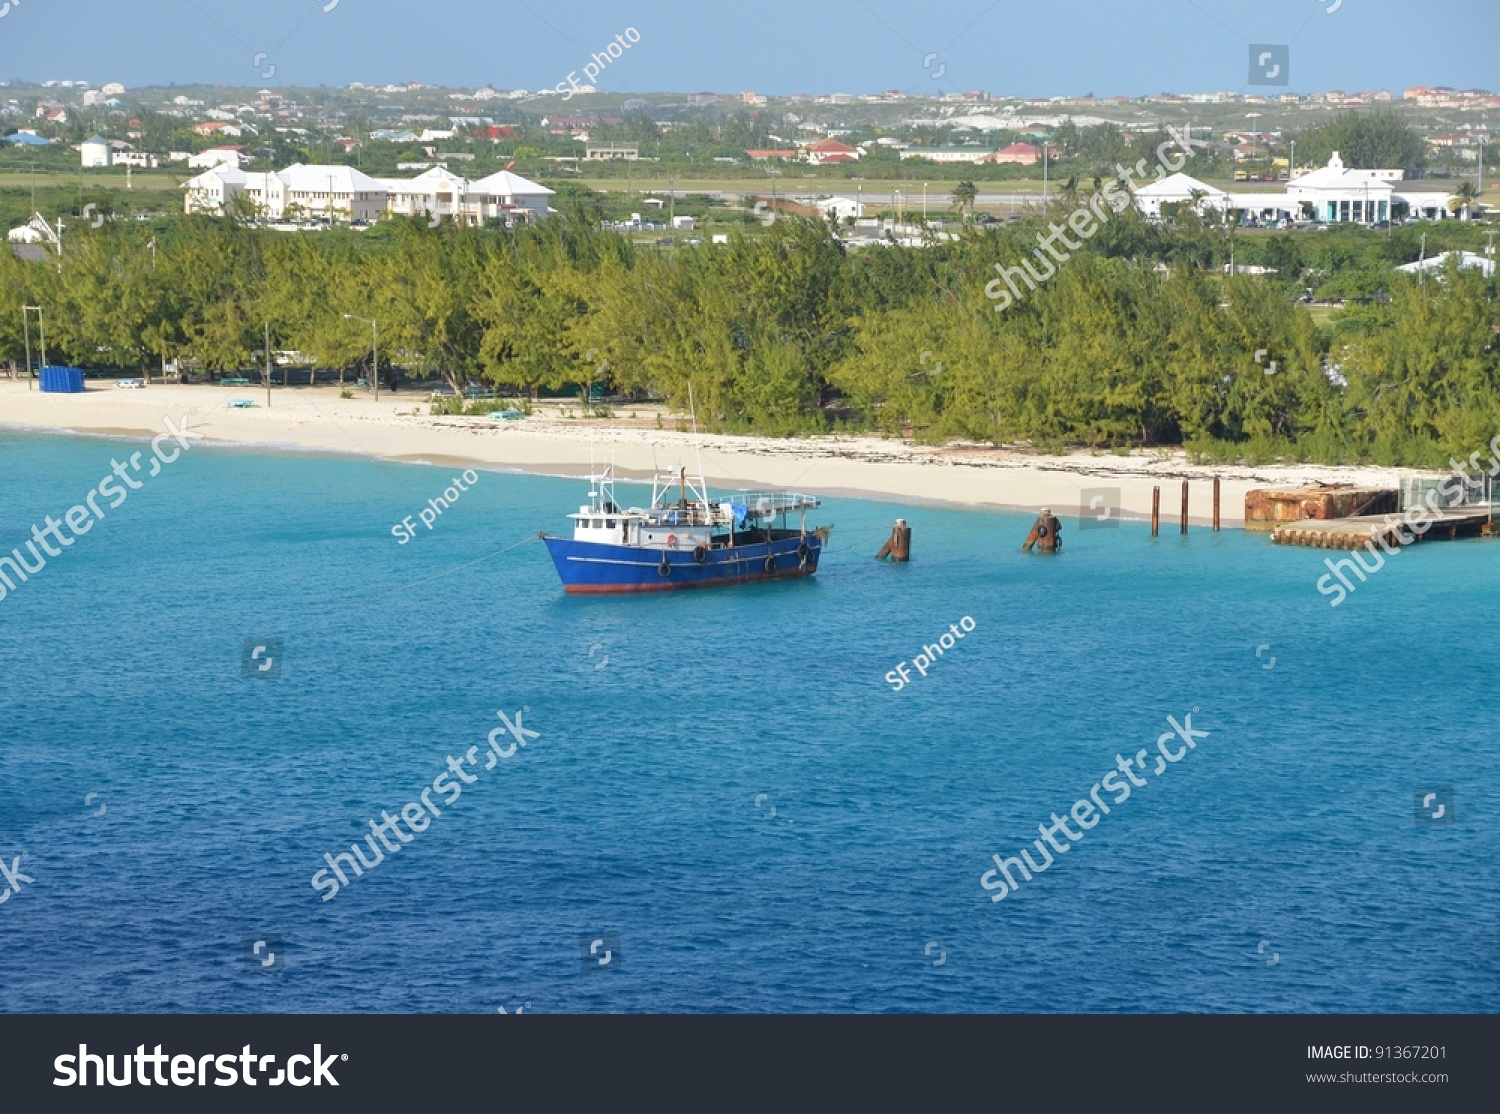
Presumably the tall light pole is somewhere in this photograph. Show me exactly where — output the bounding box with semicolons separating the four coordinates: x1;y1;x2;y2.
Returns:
344;314;378;401
1479;136;1486;204
22;305;45;390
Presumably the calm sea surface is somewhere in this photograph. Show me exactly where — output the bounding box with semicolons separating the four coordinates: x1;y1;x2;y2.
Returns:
1;428;1496;1013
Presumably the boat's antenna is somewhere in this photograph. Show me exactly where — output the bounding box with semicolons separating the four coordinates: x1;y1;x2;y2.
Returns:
688;380;707;504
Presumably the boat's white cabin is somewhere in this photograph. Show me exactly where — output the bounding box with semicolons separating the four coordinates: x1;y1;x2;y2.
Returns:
569;506;717;549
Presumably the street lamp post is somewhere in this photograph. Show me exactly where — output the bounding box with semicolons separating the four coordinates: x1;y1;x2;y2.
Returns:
344;314;379;401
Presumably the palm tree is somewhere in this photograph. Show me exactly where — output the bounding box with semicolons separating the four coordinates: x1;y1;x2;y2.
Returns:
950;180;978;218
1448;181;1478;220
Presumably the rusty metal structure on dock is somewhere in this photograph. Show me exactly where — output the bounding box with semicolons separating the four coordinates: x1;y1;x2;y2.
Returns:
1249;476;1498;550
1245;484;1396;532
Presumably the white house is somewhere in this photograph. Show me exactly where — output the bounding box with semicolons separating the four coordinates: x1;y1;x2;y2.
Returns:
182;165;248;214
80;135;111;168
1396;251;1495;278
252;164;388;222
1131;172;1226;219
1135;153;1457;225
1285;152;1395;223
188;147;243;171
466;169;554;223
379;165;470;222
816;196;864;221
185;163;387;222
184;162;552;226
898;147;994;164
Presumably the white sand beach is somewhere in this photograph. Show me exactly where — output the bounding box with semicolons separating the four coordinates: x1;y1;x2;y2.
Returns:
0;379;1411;525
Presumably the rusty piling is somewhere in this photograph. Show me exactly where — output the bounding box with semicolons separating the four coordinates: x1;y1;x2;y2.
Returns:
1151;487;1160;537
1180;481;1189;535
1213;477;1221;532
876;518;911;562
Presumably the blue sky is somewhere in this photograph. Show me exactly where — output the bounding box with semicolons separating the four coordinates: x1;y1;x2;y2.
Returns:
0;0;1495;96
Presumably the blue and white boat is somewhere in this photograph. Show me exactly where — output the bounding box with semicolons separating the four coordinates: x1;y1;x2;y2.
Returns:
540;465;828;594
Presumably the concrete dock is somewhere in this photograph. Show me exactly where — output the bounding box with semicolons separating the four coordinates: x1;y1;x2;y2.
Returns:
1270;508;1498;549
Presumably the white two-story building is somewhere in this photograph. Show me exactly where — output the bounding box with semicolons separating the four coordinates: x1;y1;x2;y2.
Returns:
185;163;553;226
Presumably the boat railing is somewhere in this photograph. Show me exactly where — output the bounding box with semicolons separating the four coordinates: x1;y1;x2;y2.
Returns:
730;492;822;517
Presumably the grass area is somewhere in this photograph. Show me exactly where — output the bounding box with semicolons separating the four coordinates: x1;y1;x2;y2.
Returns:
0;171;184;191
576;177;1052;195
0;182;177;231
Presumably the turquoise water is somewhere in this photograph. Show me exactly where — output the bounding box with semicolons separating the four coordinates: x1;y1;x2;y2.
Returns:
1;427;1497;1014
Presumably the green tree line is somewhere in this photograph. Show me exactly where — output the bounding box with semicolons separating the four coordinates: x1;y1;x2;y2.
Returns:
1;197;1495;467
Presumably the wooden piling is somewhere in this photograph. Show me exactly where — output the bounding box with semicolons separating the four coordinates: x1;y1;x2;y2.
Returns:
1151;487;1160;537
1212;477;1221;532
1180;481;1189;535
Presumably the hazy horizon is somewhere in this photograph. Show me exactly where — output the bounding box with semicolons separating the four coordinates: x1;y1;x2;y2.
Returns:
0;0;1494;99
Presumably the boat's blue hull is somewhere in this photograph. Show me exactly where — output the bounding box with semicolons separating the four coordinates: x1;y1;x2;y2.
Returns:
541;534;822;594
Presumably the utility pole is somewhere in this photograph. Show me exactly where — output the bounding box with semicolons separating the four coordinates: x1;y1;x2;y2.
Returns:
23;306;46;387
22;308;33;390
264;321;272;408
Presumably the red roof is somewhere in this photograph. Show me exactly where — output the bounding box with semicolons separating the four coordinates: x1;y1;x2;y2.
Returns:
806;137;858;154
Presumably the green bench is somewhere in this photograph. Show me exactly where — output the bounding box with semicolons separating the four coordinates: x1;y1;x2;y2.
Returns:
221;376;251;386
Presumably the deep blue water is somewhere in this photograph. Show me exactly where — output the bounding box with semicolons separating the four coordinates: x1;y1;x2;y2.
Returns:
1;427;1497;1014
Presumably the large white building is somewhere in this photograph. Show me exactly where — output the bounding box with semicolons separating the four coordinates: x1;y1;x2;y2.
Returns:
1133;152;1458;225
80;135;112;168
184;162;553;226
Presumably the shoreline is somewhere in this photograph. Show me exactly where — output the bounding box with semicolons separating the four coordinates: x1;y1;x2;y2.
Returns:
0;380;1414;525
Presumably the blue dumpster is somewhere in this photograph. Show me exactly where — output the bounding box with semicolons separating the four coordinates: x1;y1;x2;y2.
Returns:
39;366;85;393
